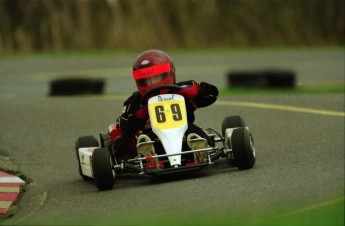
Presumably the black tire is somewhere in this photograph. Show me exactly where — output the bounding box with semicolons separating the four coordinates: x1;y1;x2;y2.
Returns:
227;71;267;88
226;70;295;89
92;148;115;191
266;70;296;88
75;136;99;180
221;116;246;137
231;127;255;170
49;78;105;96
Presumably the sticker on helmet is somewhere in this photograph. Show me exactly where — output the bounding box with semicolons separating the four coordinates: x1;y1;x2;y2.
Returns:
141;60;150;65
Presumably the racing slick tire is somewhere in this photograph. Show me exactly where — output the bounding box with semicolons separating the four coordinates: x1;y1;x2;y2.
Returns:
221;116;246;136
231;127;256;170
222;116;247;165
92;148;115;191
75;136;99;180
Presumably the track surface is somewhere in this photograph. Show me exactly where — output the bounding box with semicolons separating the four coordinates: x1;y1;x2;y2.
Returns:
0;49;344;225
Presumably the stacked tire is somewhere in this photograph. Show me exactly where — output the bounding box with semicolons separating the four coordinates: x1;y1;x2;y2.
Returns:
227;70;296;88
49;78;105;96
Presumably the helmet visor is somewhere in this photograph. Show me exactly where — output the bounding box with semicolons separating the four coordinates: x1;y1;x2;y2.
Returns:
133;63;171;86
136;73;169;87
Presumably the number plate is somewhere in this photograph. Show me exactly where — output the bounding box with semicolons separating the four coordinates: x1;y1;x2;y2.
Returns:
148;94;187;131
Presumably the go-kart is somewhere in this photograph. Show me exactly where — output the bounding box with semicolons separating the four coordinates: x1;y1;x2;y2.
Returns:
75;85;256;190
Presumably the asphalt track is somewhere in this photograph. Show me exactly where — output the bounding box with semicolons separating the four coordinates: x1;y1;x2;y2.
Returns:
0;49;344;225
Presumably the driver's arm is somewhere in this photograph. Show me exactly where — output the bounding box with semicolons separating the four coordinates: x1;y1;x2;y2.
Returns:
177;80;218;108
119;92;146;136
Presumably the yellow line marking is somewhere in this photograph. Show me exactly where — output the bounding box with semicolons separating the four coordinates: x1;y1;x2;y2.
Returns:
216;100;345;117
0;187;20;193
97;95;345;117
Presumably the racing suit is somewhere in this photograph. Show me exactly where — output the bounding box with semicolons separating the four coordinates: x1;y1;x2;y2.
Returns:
116;80;218;157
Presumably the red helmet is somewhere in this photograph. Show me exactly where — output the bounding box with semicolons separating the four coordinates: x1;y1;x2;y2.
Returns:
132;50;176;95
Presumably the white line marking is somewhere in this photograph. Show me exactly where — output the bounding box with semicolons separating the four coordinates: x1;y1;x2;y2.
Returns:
0;177;25;184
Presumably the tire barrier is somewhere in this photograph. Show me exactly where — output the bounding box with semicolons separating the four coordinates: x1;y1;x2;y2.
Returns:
49;78;105;96
227;70;296;88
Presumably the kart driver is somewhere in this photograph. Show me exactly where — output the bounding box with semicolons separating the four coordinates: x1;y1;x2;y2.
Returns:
109;50;218;163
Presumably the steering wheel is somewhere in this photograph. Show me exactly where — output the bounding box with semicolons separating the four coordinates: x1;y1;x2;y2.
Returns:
142;84;183;104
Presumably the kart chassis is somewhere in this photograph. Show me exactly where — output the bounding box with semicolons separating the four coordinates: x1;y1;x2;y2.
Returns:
76;85;255;190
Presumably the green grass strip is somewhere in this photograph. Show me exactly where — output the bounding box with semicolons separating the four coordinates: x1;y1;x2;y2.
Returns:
260;196;345;226
220;84;344;95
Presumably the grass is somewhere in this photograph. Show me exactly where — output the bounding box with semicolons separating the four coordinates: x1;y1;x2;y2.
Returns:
57;196;344;225
257;196;345;226
122;196;344;226
220;84;344;96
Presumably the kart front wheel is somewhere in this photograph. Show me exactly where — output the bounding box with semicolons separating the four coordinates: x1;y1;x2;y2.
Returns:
231;127;255;170
221;116;246;137
92;148;115;191
75;136;99;180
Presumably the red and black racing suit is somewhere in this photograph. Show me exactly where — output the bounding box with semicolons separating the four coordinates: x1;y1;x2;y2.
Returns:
117;80;218;158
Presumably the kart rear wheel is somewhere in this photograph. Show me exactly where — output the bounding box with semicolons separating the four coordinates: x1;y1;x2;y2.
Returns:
92;148;115;191
231;127;255;170
221;116;246;136
75;136;99;180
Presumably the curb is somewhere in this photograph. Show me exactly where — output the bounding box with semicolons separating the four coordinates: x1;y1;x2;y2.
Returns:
0;171;25;215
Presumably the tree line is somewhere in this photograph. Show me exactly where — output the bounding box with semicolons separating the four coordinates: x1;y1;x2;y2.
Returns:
0;0;343;53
